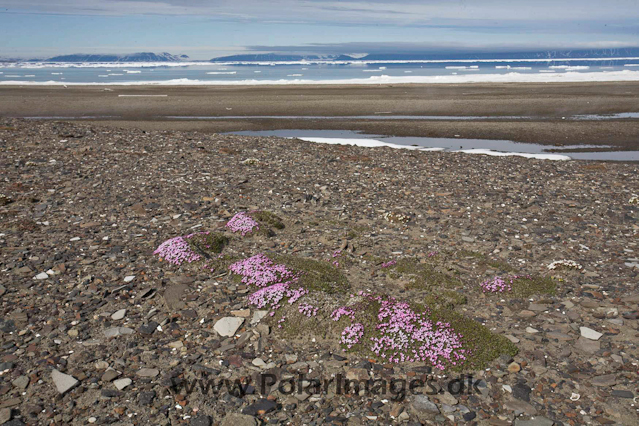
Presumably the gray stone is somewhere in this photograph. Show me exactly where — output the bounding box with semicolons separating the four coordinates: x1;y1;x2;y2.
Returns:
164;284;188;311
251;310;268;325
611;389;634;398
104;327;134;338
504;399;538;415
219;413;257;426
113;378;132;390
0;408;11;424
591;374;617;387
11;375;29;390
214;317;245;337
101;369;119;382
137;368;159;377
575;336;600;353
51;369;78;394
111;309;127;320
580;326;603;340
411;395;440;417
190;415;213;426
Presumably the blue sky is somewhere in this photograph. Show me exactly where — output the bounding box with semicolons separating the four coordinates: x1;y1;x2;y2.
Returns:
1;0;638;59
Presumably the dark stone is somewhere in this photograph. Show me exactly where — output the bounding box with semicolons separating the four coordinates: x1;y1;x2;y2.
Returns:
242;399;278;416
101;389;120;398
463;411;477;421
611;390;634;398
138;391;156;406
512;382;532;402
138;321;158;336
190;415;212;426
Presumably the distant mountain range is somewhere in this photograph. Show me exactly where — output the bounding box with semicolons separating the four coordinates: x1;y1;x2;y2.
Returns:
9;47;639;64
43;52;190;62
209;48;639;62
210;53;351;62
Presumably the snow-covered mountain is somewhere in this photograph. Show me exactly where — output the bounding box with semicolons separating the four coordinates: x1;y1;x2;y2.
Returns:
44;52;190;62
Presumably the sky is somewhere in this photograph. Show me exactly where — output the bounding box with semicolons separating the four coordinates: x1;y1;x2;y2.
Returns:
1;0;638;59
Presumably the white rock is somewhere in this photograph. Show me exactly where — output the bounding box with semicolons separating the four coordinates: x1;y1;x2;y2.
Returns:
51;369;78;394
580;327;603;341
252;358;266;367
113;378;132;390
70;237;80;242
214;317;244;337
502;385;512;393
103;327;134;338
35;272;49;280
111;309;127;320
124;276;135;283
525;327;540;334
251;310;269;325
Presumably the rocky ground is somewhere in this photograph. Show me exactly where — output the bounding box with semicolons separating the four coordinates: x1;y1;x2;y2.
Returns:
0;118;638;426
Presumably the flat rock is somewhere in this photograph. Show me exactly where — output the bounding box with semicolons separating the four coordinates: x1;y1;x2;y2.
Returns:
575;336;600;353
214;317;244;337
104;327;134;338
411;395;440;416
580;326;603;340
137;368;159;377
251;310;268;324
51;369;78;394
242;399;277;416
113;378;132;390
164;284;188;311
591;374;617;387
111;309;127;320
220;413;258;426
504;399;537;415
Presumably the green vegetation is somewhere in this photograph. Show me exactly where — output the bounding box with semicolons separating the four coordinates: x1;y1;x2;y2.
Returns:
429;308;518;371
391;258;463;291
510;275;557;298
275;255;349;294
251;210;285;230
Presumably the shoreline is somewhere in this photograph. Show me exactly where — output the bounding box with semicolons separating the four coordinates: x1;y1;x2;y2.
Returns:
1;82;638;150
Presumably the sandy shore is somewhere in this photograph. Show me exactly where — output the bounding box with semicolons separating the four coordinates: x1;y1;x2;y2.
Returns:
1;82;638;148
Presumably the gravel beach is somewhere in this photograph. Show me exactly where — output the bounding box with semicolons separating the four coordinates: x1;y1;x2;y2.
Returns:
0;117;638;425
1;83;638;149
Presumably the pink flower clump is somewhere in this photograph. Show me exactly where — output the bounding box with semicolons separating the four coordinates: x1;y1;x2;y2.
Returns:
340;323;364;349
333;293;466;369
381;260;397;268
229;254;297;288
153;232;209;266
298;302;319;317
371;298;466;368
330;306;356;321
226;212;260;236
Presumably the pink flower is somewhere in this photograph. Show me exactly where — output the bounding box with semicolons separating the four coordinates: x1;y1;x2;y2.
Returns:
226;212;260;236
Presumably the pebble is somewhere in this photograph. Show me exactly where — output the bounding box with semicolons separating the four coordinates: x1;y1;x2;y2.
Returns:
51;369;78;394
124;276;135;282
580;326;603;340
34;272;49;280
111;309;127;320
113;378;132;390
214;317;245;337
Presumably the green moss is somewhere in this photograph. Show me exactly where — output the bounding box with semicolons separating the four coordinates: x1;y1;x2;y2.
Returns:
391;258;462;291
430;308;518;371
510;275;556;298
275;255;349;294
187;232;229;256
250;211;285;230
